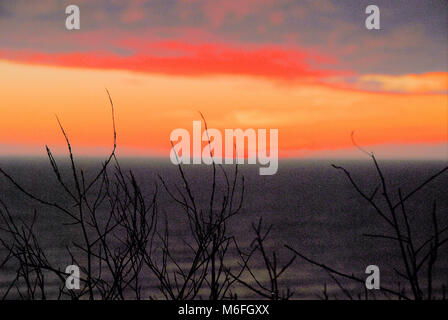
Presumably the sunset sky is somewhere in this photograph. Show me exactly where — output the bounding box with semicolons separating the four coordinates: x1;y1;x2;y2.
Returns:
0;0;447;159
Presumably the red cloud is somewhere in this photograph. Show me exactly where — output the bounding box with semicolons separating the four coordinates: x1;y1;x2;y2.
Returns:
269;12;284;25
180;0;276;27
121;7;145;23
0;41;344;81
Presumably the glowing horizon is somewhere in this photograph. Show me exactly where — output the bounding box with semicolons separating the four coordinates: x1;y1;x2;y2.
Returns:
0;1;446;160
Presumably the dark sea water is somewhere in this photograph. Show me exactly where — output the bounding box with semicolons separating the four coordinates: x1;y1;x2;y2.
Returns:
0;157;447;299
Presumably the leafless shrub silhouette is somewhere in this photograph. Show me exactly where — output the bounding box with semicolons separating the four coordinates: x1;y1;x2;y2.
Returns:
228;217;296;300
4;92;443;300
0;91;294;300
0;90;158;299
141;112;293;300
286;133;448;300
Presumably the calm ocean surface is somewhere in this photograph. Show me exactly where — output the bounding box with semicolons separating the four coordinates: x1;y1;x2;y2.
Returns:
0;157;447;299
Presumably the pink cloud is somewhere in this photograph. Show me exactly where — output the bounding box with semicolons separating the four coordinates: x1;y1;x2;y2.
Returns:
181;0;276;27
0;40;346;82
121;7;145;23
269;12;284;25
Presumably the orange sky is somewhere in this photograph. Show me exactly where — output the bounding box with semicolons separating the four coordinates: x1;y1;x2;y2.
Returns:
0;60;446;158
0;1;447;159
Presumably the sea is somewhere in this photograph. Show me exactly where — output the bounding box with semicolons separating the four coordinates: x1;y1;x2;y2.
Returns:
0;157;447;300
